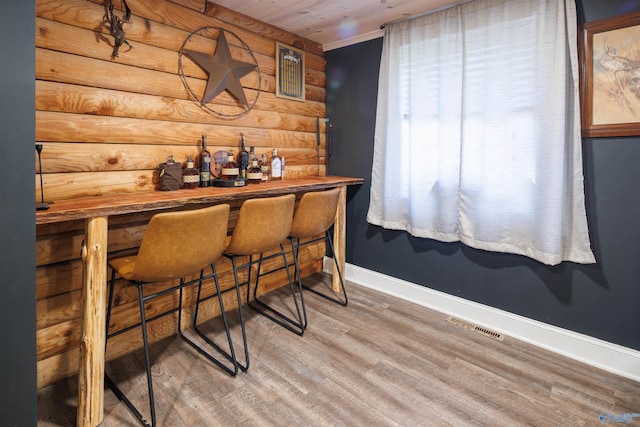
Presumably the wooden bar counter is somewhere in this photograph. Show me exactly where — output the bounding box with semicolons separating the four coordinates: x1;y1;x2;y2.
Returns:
36;176;363;427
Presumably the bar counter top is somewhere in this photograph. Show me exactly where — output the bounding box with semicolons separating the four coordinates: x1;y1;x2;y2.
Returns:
36;176;364;224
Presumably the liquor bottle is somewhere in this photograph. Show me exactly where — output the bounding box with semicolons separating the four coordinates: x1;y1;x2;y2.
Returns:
259;153;270;182
198;135;211;187
239;135;249;180
182;155;199;189
281;155;285;180
246;157;262;184
221;150;239;180
270;148;282;180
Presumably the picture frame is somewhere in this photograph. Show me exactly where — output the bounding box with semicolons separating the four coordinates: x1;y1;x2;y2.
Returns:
580;12;640;137
275;42;305;102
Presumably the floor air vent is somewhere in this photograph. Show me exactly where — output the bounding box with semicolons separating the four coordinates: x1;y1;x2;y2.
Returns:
446;316;504;341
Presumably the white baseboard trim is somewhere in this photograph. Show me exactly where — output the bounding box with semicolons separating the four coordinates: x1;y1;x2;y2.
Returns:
323;258;640;382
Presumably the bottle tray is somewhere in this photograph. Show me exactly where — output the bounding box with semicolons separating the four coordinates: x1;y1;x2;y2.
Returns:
212;178;246;187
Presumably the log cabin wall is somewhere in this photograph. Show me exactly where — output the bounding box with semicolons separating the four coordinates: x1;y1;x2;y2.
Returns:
35;0;327;389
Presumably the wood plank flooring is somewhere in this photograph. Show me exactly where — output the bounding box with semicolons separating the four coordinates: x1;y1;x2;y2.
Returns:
38;273;640;426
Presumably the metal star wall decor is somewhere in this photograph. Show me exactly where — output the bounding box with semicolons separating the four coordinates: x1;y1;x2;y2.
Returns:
178;27;261;120
184;31;255;106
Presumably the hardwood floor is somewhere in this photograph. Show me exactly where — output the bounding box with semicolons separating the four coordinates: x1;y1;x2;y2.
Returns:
38;273;640;426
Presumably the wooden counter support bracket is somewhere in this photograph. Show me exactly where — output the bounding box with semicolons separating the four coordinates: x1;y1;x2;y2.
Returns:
77;216;108;427
332;186;346;293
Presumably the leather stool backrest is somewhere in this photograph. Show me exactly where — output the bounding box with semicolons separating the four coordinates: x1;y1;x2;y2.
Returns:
132;204;230;282
225;194;295;255
289;188;340;239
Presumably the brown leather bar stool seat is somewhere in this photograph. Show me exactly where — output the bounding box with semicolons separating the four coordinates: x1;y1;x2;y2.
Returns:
216;194;304;371
289;188;347;329
105;204;239;427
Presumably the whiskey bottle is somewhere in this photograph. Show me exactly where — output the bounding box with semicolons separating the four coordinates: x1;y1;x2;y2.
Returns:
182;155;199;189
246;157;262;184
239;135;249;180
260;153;270;182
270;148;282;180
221;151;239;180
198;135;211;187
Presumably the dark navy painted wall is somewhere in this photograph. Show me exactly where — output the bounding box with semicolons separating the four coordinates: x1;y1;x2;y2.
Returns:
0;0;37;424
327;0;640;350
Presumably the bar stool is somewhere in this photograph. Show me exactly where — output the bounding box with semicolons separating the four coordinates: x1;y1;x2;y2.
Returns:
219;194;304;370
289;188;347;328
104;204;238;427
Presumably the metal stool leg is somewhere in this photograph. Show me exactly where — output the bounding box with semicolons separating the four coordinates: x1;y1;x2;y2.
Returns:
181;265;241;376
325;230;348;305
105;282;156;427
248;243;306;335
289;237;308;329
290;231;348;307
228;256;250;372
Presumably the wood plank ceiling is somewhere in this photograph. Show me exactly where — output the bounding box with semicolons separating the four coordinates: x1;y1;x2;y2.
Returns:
210;0;462;51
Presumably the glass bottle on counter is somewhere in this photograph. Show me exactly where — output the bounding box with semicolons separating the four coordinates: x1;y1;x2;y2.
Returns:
239;135;249;180
270;148;282;180
221;150;239;180
260;153;270;182
281;155;285;180
182;155;199;189
246;157;262;184
198;135;211;187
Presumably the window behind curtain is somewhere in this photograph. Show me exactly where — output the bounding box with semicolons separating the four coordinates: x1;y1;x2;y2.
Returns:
368;0;595;266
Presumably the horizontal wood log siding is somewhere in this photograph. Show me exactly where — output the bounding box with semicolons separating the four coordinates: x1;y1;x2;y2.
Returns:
35;0;327;389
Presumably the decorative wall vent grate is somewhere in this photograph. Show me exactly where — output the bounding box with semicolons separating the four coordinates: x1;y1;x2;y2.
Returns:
446;316;504;341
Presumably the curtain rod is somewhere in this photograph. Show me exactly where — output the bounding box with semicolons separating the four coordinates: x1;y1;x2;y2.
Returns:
380;0;474;29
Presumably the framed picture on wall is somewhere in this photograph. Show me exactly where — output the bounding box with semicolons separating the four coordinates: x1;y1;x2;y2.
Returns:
275;42;305;102
580;11;640;137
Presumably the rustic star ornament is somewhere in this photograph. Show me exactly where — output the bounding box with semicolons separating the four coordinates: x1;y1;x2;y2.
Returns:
184;30;256;107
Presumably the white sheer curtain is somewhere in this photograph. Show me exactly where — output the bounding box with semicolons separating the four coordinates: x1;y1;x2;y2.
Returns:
367;0;595;265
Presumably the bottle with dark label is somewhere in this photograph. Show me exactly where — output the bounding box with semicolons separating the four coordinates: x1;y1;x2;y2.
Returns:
182;155;199;189
239;135;249;180
247;157;262;184
198;135;211;187
259;153;270;182
270;148;282;180
221;151;239;180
